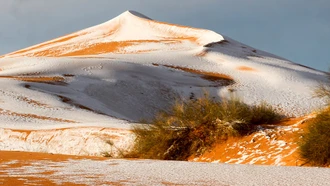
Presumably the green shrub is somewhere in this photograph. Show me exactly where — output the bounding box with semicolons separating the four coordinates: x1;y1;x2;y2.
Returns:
299;108;330;166
127;94;282;160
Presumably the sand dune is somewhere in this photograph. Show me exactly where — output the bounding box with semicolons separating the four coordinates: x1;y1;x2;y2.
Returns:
0;10;328;165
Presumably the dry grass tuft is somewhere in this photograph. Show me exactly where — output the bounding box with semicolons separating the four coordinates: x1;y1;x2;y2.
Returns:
299;107;330;166
298;73;330;166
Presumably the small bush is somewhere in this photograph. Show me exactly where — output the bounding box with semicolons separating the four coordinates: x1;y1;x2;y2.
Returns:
250;102;282;124
127;94;282;160
299;108;330;166
298;72;330;166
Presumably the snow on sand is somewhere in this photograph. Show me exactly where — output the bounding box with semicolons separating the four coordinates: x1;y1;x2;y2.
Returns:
0;10;328;159
1;151;329;185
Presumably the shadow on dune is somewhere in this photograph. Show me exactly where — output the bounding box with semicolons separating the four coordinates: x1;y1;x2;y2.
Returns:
203;36;327;81
26;61;232;122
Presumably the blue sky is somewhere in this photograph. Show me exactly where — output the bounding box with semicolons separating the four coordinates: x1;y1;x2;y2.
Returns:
0;0;329;71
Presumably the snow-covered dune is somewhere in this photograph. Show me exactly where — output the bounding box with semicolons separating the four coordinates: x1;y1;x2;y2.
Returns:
0;10;223;58
0;10;327;159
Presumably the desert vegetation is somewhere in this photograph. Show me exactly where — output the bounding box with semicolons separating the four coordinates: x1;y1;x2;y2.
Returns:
299;107;330;166
126;94;282;160
299;76;330;166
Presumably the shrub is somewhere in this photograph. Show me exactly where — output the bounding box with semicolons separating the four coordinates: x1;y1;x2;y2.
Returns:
299;107;330;166
127;94;282;160
298;72;330;166
250;102;282;124
314;75;330;101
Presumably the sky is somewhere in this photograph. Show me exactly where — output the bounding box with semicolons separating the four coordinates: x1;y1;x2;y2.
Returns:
0;0;329;71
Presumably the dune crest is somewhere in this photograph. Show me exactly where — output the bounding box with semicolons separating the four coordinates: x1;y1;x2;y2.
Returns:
1;10;224;58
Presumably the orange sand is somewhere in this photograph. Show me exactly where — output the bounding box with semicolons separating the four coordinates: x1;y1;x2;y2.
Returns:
160;64;234;85
0;76;65;84
11;39;184;57
7;34;81;57
190;117;310;166
0;151;106;186
237;66;257;71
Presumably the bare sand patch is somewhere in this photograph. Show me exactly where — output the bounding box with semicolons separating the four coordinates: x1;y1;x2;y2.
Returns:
0;76;66;85
154;64;234;86
0;151;105;163
237;66;257;71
